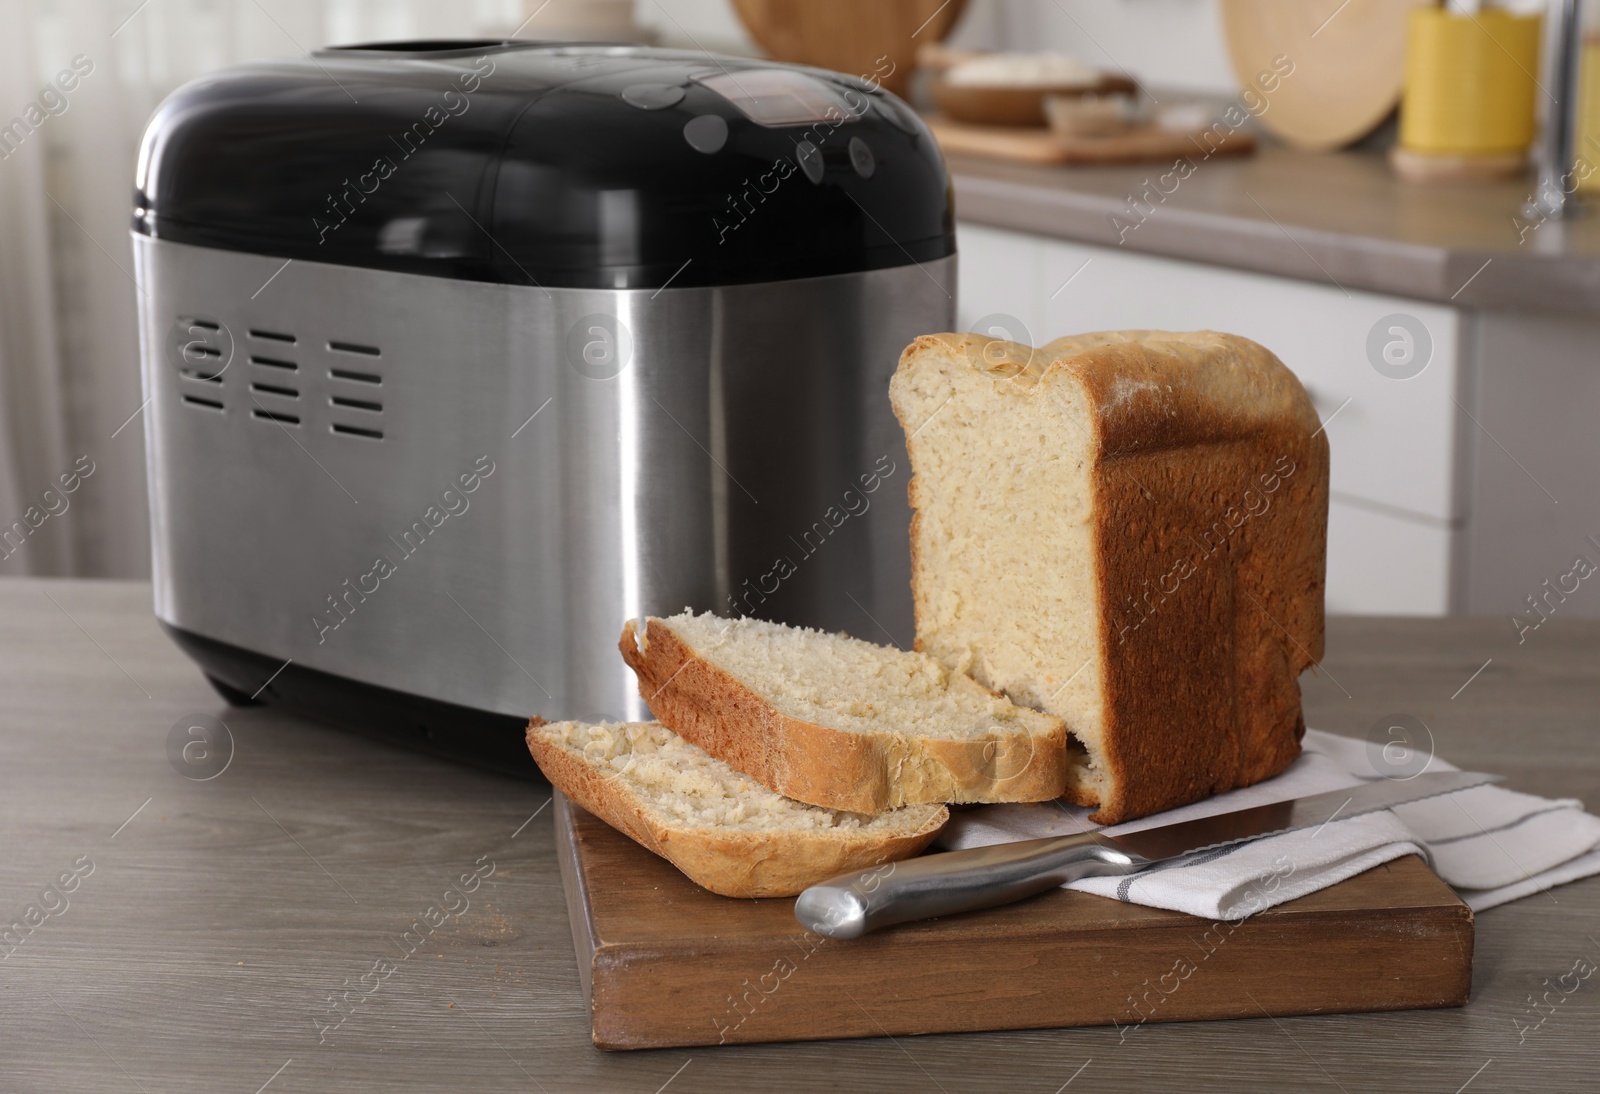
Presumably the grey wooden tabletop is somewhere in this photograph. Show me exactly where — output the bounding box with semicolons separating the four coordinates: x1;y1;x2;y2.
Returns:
3;578;1598;1093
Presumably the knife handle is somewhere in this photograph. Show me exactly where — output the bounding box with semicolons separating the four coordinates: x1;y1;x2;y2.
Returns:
794;832;1151;938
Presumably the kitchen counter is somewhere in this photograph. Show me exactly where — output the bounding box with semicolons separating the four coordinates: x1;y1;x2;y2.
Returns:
4;578;1599;1092
948;145;1600;314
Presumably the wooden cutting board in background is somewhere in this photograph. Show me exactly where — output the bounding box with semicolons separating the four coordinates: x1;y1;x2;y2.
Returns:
555;794;1474;1050
730;0;969;97
926;115;1258;166
1220;0;1433;151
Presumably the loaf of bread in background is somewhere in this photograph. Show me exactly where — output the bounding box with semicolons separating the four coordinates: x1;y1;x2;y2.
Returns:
526;718;947;897
619;610;1068;813
890;329;1328;824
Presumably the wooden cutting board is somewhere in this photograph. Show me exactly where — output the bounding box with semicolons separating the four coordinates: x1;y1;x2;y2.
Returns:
1219;0;1430;151
926;115;1257;166
730;0;969;98
555;793;1474;1050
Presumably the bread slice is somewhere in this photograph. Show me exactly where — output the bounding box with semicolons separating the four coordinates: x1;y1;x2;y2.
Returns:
525;718;947;897
619;611;1067;812
889;329;1328;824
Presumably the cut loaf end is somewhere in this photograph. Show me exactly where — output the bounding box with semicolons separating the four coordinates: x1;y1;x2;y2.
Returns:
890;329;1328;824
620;610;1068;813
526;718;947;897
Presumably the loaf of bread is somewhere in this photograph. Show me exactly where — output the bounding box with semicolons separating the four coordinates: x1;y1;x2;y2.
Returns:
889;330;1328;824
619;610;1068;812
525;718;947;897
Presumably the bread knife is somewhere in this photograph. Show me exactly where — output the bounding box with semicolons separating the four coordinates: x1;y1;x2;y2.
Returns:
795;770;1500;938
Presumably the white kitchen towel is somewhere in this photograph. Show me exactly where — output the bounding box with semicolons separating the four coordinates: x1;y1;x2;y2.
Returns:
938;729;1600;919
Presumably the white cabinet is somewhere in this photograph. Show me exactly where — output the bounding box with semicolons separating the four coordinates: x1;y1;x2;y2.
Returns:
1324;498;1455;616
956;223;1465;615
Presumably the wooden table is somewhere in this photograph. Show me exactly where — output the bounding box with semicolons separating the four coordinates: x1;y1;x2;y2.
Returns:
3;578;1597;1092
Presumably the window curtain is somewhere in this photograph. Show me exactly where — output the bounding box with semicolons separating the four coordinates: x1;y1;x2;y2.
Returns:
0;0;526;578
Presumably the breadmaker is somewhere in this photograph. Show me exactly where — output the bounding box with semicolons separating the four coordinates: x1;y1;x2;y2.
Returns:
133;40;955;767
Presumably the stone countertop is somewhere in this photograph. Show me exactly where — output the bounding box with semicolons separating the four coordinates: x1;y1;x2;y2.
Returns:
947;144;1600;314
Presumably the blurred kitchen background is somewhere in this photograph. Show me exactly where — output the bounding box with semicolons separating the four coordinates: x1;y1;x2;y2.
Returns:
3;0;1598;626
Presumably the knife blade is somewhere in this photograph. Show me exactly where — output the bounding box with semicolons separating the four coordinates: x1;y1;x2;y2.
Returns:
794;769;1500;938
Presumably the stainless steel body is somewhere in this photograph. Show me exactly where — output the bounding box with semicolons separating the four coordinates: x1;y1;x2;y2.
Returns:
137;236;955;722
794;771;1500;937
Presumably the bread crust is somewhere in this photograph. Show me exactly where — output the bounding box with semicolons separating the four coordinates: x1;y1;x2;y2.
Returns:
892;330;1327;824
525;720;947;898
619;618;1068;813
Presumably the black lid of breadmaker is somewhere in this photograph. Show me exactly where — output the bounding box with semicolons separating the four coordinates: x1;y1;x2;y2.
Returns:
133;40;954;290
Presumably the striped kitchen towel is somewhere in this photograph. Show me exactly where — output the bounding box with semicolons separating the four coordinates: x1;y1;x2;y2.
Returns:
938;729;1600;919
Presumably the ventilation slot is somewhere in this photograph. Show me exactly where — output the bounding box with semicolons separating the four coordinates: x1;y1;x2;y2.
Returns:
182;394;224;411
190;319;221;331
249;329;296;344
250;355;297;371
332;423;383;440
252;409;301;426
180;369;223;384
328;354;384;439
251;382;299;399
328;340;381;357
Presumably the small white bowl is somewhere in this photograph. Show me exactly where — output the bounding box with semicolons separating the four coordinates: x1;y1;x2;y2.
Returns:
1044;92;1136;138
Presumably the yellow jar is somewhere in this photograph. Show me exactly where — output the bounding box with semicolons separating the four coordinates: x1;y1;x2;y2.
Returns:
1400;8;1541;156
1580;34;1600;191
